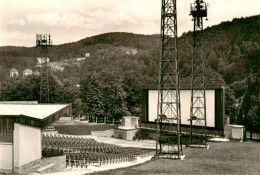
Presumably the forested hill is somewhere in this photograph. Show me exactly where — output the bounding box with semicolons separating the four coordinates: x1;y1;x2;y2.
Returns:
0;15;259;129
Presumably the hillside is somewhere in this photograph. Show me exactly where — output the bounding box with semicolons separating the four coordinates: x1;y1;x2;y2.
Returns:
0;15;259;127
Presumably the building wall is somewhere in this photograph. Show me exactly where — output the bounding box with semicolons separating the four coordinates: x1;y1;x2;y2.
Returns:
13;123;41;173
147;90;216;127
0;143;13;170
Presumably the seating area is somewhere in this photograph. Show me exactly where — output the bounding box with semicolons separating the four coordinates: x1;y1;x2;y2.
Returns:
42;133;154;168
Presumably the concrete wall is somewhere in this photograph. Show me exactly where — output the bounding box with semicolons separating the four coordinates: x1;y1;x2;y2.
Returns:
59;117;72;121
225;125;245;140
114;129;138;140
0;143;13;171
91;129;114;137
232;127;244;139
148;90;215;127
13;123;41;173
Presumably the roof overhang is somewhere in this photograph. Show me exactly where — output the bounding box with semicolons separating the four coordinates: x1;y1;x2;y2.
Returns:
0;103;72;129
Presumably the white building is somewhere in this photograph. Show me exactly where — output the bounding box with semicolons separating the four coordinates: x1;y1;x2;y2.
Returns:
10;68;19;77
85;53;90;57
76;57;86;61
0;102;72;174
51;64;64;72
36;57;50;67
33;71;40;76
131;49;138;55
23;69;33;76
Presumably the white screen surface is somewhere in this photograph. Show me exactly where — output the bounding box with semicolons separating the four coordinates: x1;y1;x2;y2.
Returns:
148;90;215;127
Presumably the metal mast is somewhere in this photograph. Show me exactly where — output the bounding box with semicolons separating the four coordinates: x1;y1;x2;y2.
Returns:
156;0;183;159
189;0;208;147
36;34;52;103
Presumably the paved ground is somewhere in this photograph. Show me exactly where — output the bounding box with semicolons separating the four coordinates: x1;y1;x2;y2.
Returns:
93;141;260;175
94;136;156;149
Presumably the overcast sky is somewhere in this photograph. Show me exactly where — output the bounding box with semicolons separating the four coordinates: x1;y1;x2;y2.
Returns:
0;0;259;47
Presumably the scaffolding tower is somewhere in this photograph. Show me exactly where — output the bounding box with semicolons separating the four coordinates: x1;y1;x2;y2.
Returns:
36;34;52;103
156;0;183;159
189;0;208;147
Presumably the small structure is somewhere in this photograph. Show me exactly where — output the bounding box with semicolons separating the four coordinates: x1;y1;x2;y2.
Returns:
23;69;33;76
225;116;230;125
224;125;245;140
50;64;64;72
36;57;50;67
37;57;49;64
33;71;40;76
131;49;138;55
85;53;90;57
114;116;139;141
0;102;72;173
10;68;19;77
76;57;86;61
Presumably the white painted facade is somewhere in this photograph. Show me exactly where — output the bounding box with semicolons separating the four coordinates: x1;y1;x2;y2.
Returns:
37;57;49;64
23;69;33;76
10;68;19;77
85;53;90;57
13;123;41;172
148;90;215;127
0;143;13;170
119;117;139;130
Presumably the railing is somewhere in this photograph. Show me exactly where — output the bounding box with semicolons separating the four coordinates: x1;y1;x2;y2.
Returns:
0;130;13;143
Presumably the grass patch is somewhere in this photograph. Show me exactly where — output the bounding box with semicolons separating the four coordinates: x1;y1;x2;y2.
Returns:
93;141;260;175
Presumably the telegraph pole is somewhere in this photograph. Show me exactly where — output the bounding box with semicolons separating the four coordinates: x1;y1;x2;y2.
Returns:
36;34;52;103
156;0;183;159
189;0;208;148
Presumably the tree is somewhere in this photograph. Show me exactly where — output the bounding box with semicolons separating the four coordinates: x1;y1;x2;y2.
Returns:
102;76;129;121
80;74;105;121
0;75;75;104
122;77;142;117
237;49;260;138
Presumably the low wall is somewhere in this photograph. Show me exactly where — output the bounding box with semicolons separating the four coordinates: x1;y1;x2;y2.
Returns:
19;156;66;174
59;117;72;121
114;129;138;140
13;123;42;173
225;125;245;140
0;143;13;171
91;129;114;137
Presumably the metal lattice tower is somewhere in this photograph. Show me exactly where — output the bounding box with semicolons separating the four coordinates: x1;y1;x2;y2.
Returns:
36;34;52;103
156;0;183;159
189;0;208;147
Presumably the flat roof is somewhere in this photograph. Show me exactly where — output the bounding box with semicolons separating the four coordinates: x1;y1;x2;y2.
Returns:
0;103;70;120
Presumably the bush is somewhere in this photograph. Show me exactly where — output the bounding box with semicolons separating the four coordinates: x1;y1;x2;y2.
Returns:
134;129;150;140
42;148;64;157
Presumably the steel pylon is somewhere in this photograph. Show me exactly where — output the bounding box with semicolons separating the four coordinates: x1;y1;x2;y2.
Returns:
189;0;208;147
36;34;52;103
156;0;183;159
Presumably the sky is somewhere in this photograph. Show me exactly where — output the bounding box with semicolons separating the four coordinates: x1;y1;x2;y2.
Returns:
0;0;259;47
